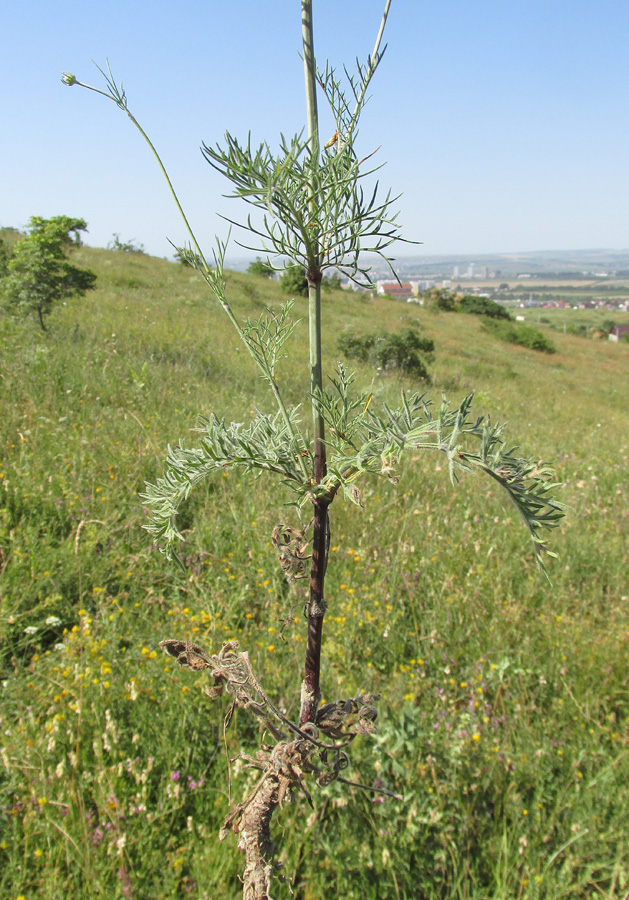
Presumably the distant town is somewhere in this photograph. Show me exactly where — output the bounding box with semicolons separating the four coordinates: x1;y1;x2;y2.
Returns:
227;248;629;312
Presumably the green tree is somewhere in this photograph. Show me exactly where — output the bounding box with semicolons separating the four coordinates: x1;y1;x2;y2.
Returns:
1;216;96;331
279;264;308;296
247;256;275;277
422;286;457;311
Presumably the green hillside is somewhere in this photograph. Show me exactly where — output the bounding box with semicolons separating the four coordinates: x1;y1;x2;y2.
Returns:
1;244;628;900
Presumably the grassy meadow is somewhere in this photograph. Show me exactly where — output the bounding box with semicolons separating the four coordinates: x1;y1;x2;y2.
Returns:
1;244;628;900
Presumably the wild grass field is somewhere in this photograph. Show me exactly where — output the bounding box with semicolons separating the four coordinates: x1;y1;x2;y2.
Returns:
1;244;628;900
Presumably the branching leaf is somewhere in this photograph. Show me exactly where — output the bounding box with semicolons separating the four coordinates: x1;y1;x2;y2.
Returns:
141;407;309;561
309;374;566;574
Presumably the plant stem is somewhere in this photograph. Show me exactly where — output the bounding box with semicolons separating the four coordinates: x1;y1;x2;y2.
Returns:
301;0;320;173
301;495;328;725
74;73;212;276
301;0;328;725
348;0;393;135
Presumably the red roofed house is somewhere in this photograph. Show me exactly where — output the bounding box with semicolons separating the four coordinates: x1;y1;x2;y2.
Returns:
377;282;416;300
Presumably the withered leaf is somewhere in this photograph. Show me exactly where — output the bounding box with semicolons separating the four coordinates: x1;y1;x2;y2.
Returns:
159;638;212;670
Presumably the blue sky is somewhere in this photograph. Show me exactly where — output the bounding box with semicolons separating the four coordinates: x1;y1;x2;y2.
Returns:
2;0;628;259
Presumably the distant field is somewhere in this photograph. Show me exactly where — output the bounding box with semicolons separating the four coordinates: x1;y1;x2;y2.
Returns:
516;306;629;330
469;278;629;290
1;245;628;900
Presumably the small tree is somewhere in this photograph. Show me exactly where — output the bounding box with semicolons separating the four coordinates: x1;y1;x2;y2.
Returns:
248;256;275;277
65;5;565;897
1;216;96;331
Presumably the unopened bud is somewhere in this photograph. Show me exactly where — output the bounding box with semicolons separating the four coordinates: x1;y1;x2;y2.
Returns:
61;72;77;86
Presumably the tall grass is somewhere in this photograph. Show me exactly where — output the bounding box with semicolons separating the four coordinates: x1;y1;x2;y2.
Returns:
1;246;628;899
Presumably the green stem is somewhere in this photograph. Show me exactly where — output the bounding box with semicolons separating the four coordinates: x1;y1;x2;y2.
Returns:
124;114;209;272
349;0;393;135
72;78;211;276
301;1;320;174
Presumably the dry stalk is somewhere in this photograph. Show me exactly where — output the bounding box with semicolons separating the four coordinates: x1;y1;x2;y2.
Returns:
160;638;381;900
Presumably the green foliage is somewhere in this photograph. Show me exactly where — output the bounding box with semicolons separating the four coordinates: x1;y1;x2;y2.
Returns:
107;233;145;254
173;247;202;267
423;292;511;321
322;272;342;291
422;287;457;311
338;327;434;381
197;46;407;284
0;248;627;899
459;294;512;320
483;319;557;353
142;405;307;558
0;216;96;331
313;373;564;570
0;237;10;278
247;256;275;277
563;323;589;337
279;264;308;296
142;355;564;576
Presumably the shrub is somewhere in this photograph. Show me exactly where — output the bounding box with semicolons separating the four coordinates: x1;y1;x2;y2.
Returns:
422;287;457;311
174;248;203;267
322;272;342;290
0;237;9;278
338;327;434;381
247;257;274;277
108;233;144;254
483;319;557;353
459;295;512;319
279;264;308;296
337;331;375;363
564;323;588;337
